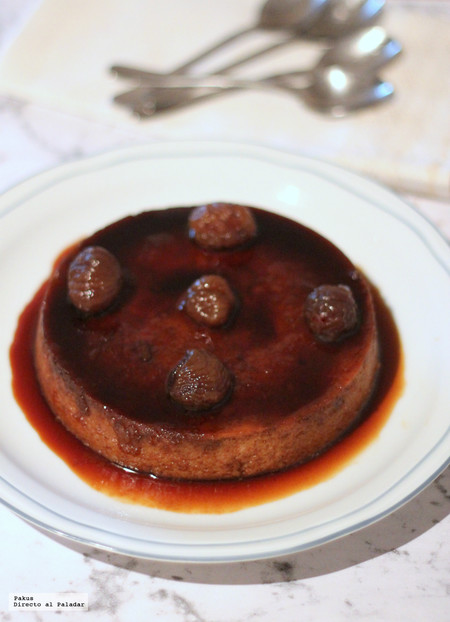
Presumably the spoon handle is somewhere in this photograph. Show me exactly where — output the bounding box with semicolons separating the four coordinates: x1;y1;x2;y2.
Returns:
113;67;316;118
112;66;314;114
114;70;311;91
111;0;331;79
113;86;226;116
164;24;259;74
111;33;298;83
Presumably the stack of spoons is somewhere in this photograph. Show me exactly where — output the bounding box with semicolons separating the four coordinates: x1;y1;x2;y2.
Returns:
111;0;402;117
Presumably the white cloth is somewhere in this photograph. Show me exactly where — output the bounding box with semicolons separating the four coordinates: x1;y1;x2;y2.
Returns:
0;0;449;198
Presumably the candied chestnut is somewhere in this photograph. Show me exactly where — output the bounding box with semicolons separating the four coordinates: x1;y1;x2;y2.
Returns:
188;202;257;250
182;274;236;327
304;284;359;343
167;348;233;411
68;245;122;313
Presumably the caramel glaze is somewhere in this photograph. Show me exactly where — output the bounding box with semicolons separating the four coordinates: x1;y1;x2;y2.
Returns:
38;209;374;431
10;208;403;513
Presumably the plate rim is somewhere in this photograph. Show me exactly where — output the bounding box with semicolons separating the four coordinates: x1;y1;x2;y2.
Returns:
1;140;449;563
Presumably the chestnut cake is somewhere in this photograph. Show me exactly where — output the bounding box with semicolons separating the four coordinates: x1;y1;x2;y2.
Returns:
34;203;380;480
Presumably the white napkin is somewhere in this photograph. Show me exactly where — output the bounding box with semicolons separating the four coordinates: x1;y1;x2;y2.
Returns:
0;0;449;199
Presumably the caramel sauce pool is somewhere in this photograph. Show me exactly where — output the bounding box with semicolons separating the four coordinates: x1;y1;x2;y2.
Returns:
10;278;403;514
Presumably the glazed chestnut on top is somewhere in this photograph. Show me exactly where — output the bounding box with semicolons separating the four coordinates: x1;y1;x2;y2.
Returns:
167;348;233;411
304;284;359;343
181;274;236;328
67;245;122;313
188;202;257;250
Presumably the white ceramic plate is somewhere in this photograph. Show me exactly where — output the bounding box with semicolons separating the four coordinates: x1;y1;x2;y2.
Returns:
0;142;449;563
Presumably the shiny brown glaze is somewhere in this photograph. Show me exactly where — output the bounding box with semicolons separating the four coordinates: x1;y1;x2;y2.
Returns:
33;206;380;480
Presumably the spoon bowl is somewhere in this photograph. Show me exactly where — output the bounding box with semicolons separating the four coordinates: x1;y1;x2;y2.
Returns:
301;66;394;116
316;25;402;70
259;0;329;30
306;0;385;38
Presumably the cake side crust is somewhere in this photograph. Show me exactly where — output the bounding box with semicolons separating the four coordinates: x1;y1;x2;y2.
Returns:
34;287;379;480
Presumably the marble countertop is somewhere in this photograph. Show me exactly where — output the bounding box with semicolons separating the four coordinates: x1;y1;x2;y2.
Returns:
0;1;449;620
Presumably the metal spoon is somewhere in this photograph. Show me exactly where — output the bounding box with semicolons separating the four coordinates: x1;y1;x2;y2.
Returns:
113;26;400;116
123;67;394;118
124;0;329;76
306;0;386;38
116;26;399;88
111;0;384;82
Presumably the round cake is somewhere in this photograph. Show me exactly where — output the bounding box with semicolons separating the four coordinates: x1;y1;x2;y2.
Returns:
34;203;380;480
